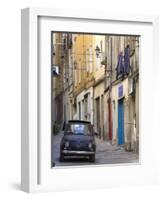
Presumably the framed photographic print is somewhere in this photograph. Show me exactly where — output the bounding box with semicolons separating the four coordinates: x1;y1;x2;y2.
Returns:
21;8;159;193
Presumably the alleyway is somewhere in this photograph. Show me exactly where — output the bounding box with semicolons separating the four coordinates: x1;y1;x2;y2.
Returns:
52;132;139;167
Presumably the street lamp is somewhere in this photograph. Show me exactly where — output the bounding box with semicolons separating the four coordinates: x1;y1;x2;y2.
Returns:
52;65;59;76
95;45;101;58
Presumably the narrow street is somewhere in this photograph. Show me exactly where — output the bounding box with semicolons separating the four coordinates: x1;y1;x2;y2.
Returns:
52;132;139;167
52;34;140;165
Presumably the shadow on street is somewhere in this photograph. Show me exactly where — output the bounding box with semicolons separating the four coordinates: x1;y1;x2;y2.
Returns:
52;131;139;167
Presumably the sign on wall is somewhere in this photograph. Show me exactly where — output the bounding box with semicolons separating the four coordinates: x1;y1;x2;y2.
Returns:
118;84;123;98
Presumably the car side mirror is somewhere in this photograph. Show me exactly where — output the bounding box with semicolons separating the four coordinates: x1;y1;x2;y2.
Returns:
94;132;98;136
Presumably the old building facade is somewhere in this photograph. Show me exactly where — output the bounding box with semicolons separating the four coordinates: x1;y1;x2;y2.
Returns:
104;35;139;151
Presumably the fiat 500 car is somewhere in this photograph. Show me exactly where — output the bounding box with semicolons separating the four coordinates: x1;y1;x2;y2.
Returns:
60;120;96;162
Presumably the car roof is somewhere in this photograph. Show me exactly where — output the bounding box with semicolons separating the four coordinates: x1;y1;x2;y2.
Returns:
68;120;91;124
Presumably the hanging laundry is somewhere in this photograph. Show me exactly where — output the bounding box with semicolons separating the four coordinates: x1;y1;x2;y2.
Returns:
124;45;135;75
124;45;130;75
116;52;124;77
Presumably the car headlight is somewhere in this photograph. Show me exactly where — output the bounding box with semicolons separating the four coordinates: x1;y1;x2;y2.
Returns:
88;143;92;148
65;141;69;148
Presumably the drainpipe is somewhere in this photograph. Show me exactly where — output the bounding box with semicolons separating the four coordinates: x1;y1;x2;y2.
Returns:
108;37;113;142
110;37;113;93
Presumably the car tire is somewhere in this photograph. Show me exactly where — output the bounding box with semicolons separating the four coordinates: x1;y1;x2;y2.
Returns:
60;154;64;162
90;154;95;162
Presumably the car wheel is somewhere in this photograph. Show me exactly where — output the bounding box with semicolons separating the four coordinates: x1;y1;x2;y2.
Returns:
60;154;64;162
90;154;95;162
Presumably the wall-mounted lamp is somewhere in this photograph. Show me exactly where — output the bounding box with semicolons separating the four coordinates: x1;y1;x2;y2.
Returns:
95;45;101;58
52;65;59;76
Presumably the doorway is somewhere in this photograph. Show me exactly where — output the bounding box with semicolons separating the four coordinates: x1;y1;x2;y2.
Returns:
118;99;124;145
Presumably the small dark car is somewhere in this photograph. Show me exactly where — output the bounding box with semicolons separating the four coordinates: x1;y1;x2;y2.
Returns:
60;120;96;162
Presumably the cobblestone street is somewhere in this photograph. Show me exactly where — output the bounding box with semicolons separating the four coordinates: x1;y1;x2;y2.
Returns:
52;131;139;167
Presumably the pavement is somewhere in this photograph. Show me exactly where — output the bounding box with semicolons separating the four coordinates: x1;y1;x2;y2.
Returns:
52;131;139;167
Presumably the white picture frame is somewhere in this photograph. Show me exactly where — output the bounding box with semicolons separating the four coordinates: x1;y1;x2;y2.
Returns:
21;7;159;193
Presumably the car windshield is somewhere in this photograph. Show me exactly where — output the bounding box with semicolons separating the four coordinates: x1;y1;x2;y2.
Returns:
66;123;92;135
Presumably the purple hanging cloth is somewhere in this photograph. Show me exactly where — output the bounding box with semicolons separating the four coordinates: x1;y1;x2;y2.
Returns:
116;52;124;77
124;45;130;75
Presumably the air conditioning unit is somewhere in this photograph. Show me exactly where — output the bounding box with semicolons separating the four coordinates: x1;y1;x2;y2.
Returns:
52;65;59;76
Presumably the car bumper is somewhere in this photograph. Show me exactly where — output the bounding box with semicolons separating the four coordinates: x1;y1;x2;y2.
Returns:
62;150;95;155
